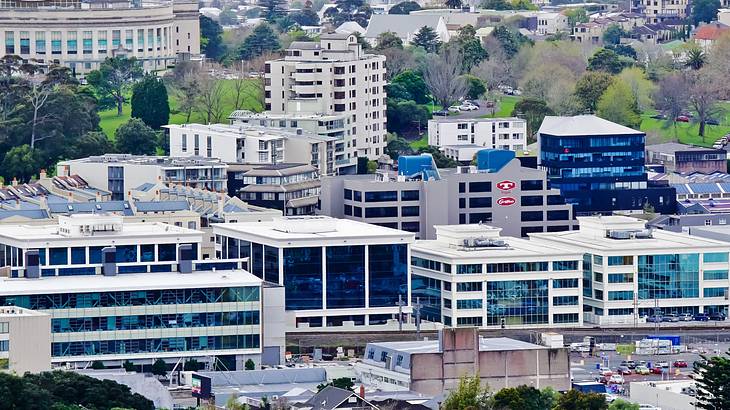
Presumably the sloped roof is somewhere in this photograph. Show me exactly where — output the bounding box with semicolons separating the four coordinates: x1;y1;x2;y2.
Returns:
335;21;366;35
694;22;730;40
304;386;367;410
538;115;643;136
364;14;443;39
134;200;190;213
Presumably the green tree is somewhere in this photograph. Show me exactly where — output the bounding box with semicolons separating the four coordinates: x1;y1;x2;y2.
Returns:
654;72;690;141
73;131;114;158
565;8;588;29
200;15;225;59
445;0;462;8
317;377;355;391
411;26;441;53
588;48;624;74
384;135;413;159
441;375;490;410
606;43;637;60
290;5;320;26
454;25;488;71
597;81;641;128
464;74;486;100
510;0;537;10
512;98;555;139
694;349;730;409
375;31;403;50
245;358;256;370
390;70;430;104
151;359;167;377
115;118;158;155
574;71;615;112
238;23;281;60
325;0;372;27
87;57;143;116
388;0;420;14
602;24;625;45
1;145;40;183
386;99;431;135
555;389;608;410
685;46;706;70
122;360;136;372
131;74;169;129
258;0;287;21
493;25;531;58
608;399;640;410
492;385;556;410
481;0;513;10
90;361;106;370
692;0;721;25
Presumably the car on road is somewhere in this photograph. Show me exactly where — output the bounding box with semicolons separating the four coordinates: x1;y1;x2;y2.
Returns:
662;313;679;322
673;360;688;368
710;312;726;321
463;100;480;108
447;106;461;113
607;374;624;384
647;315;663;322
650;113;667;120
676;115;690;122
635;365;651;375
432;109;449;116
617;366;632;375
694;313;710;321
679;313;693;321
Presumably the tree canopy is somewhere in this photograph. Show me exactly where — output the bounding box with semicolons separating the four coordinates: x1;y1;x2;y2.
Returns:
411;26;441;53
131;74;169;129
238;23;281;60
200;15;225;60
115;118;158;155
87;57;143;116
389;0;421;14
694;349;730;409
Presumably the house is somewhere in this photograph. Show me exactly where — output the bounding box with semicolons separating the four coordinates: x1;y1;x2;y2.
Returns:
571;22;604;44
693;21;730;50
363;14;449;46
301;386;378;410
335;21;366;35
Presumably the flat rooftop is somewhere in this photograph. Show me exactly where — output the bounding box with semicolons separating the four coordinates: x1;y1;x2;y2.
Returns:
0;270;261;295
646;142;724;153
229;110;344;121
538;115;643;136
0;218;201;242
370;337;547;355
166;123;337;143
428;117;523;124
59;154;227;168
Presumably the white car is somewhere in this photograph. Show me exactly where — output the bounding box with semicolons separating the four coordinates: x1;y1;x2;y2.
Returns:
608;374;624;384
448;105;461;113
458;104;478;111
639;405;661;410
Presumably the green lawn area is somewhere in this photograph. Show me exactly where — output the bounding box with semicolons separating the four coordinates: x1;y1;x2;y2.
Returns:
98;79;263;138
409;134;429;150
482;95;520;118
640;104;730;147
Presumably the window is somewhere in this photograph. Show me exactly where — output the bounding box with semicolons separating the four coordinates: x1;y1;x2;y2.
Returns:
5;31;14;54
456;282;482;292
521;195;543;206
704;287;727;298
35;32;45;54
0;322;8;333
456;264;482;274
608;290;634;301
344;189;352;200
553;313;579;323
19;31;29;54
401;206;419;217
365;191;397;202
344;204;352;216
552;261;579;271
521;211;543;222
71;247;86;265
49;248;68;265
704;252;728;263
457;299;482;309
608;256;634;266
469;197;491;208
459;183;465;193
365;207;397;218
469;213;492;223
704;270;728;280
367;349;374;359
396;354;403;367
401;190;419;201
593;255;603;265
411;257;441;271
608;273;633;283
553;296;578;306
547;210;569;221
457;317;483;326
521;180;543;191
487;262;548;273
553;278;578;288
380;351;388;362
469;182;491;193
0;340;7;352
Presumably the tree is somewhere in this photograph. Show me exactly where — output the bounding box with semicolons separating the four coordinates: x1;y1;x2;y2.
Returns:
555;389;607;410
687;69;723;139
574;71;614;112
375;31;403;50
219;8;239;26
602;24;625;45
123;360;136;372
412;26;441;53
464;75;486;100
258;0;287;21
317;377;355;391
606;44;637;60
90;360;106;370
492;25;531;58
618;67;655;112
472;40;515;90
174;71;200;122
389;1;420;14
379;47;416;80
418;146;458;168
608;399;640;410
685;46;706;70
423;47;468;108
151;359;168;377
390;70;430;104
87;57;142;116
481;0;512;10
441;375;490;410
245;359;256;370
1;145;40;183
445;0;462;8
587;48;624;74
565;8;588;29
692;0;721;25
384;135;413;160
654;72;690;140
492;385;557;410
131;74;169;129
73;132;113;157
694;348;730;409
238;23;281;60
197;74;226;124
115;118;158;155
596;81;641;129
290;5;320;26
200;15;225;59
386;99;431;135
325;0;372;27
454;25;488;72
512;98;554;139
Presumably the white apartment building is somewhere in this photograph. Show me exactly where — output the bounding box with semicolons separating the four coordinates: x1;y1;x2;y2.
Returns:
530;216;730;325
0;306;51;374
536;12;569;35
411;224;583;329
0;0;200;75
213;216;414;331
265;33;387;172
427;118;528;163
166;123;337;175
57;154;229;199
642;0;689;23
229;110;347;142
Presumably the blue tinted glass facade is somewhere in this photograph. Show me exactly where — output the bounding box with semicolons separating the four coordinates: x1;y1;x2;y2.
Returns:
52;334;259;357
369;244;408;307
411;274;441;322
251;243;263;279
264;246;279;283
486;280;548;325
638;254;699;299
326;245;365;309
53;311;259;332
283;247;322;310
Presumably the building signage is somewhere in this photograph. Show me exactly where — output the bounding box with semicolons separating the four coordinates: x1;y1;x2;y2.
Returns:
497;197;516;206
191;373;212;399
496;180;516;192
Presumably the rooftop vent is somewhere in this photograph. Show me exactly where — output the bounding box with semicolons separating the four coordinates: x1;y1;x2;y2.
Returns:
606;229;654;240
462;237;509;248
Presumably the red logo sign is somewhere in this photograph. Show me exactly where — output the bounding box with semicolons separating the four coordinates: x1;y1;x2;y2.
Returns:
496;180;516;191
497;197;516;206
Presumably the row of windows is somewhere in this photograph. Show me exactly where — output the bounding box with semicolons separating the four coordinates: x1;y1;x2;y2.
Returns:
345;189;419;202
704;270;729;280
52;335;260;357
553;296;579;306
553;278;579;288
608;256;634;266
52;311;259;333
553;261;579;271
608;290;634;301
704;252;729;263
521;210;571;222
486;262;549;273
457;299;483;310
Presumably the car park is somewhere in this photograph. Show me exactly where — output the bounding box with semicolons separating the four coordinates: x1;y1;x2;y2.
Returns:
607;374;624;384
620;360;637;369
617;366;632;375
458;104;478;111
673;360;688;368
651;366;663;374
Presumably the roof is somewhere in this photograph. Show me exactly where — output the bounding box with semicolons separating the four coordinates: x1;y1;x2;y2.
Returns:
694;22;730;40
47;201;134;216
289;41;321;50
0;209;49;220
428;117;522;124
134;200;190;213
0;270;261;295
335;21;365;35
242;163;316;177
538;115;643;136
0;219;200;242
364;14;443;39
647;142;723;154
59;154;227;168
369;337;547;355
320;32;352;40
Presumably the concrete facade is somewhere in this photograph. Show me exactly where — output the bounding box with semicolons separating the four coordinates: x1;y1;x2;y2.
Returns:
646;142;727;174
427;118;528;162
0;306;51;374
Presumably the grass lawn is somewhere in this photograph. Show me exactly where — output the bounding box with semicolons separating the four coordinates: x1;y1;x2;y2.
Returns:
98;79;263;138
481;95;520;118
640;104;730;147
409;134;429;150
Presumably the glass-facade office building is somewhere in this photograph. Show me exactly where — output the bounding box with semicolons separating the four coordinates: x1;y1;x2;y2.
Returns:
538;115;676;215
214;217;414;329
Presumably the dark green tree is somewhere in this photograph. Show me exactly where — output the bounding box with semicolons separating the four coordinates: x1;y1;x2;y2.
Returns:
123;360;136;372
418;146;458;168
151;359;168;377
290;5;320;26
1;145;41;183
325;0;372;27
445;0;462;8
390;70;430;104
411;26;441;53
685;46;706;70
602;24;625;45
385;83;413;101
87;57;142;116
608;400;640;410
258;0;287;21
692;0;721;25
200;15;225;59
596;81;642;128
694;349;730;409
492;385;557;410
441;375;490;410
606;43;637;60
115;118;158;155
464;74;486;100
574;71;615;112
587;48;624;74
384;135;413;159
238;23;281;60
454;25;488;71
493;25;531;58
357;156;370;174
512;98;554;138
480;0;512;10
317;377;355;391
131;74;170;129
388;0;421;14
375;31;403;50
555;389;608;410
245;358;256;370
386;99;431;135
90;361;106;370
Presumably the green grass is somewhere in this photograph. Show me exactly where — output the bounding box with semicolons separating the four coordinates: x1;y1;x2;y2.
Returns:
409;133;429;150
481;95;520;118
640;104;730;147
98;79;263;137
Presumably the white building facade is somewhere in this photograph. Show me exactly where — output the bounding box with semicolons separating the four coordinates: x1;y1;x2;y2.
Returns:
427;118;528;162
0;306;51;374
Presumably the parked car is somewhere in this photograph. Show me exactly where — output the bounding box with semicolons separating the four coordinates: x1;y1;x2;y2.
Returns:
647;315;663;323
694;313;710;321
657;361;670;368
635;365;651;375
650;113;667;120
607;374;624;384
458;104;478;111
710;312;726;321
617;366;632;375
707;118;721;125
662;313;679;322
432;109;449;116
447;106;461;113
676;115;690;122
464;100;480;108
673;360;688;368
679;313;693;321
682;386;697;396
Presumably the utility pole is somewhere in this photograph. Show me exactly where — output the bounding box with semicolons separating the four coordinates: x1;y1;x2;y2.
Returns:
414;297;422;338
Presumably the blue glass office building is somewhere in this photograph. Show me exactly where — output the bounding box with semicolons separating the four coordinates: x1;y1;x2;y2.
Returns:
538;115;676;215
214;216;414;329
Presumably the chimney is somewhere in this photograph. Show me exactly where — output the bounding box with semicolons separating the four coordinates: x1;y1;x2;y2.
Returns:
11;178;17;187
359;385;365;399
96;191;101;202
39;169;47;180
